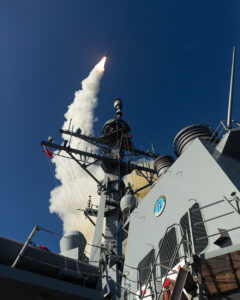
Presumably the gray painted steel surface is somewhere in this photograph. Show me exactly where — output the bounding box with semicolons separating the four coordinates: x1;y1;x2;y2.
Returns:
123;135;240;298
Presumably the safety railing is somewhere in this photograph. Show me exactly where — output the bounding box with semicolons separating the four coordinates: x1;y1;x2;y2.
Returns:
137;224;185;300
188;195;240;251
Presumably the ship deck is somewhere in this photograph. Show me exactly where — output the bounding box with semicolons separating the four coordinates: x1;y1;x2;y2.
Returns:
191;244;240;298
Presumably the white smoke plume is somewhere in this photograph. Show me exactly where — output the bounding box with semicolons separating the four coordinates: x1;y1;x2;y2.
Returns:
49;58;106;254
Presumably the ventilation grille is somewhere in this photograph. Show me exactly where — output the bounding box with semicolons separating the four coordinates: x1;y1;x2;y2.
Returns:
159;227;180;276
138;249;155;284
180;203;208;255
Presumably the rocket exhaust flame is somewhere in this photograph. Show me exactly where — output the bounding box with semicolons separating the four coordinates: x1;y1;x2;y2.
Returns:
95;56;107;73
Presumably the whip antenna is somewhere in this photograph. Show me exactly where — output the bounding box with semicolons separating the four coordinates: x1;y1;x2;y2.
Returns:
227;46;236;130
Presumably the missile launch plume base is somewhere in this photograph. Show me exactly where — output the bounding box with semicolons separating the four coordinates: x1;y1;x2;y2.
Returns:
2;49;240;300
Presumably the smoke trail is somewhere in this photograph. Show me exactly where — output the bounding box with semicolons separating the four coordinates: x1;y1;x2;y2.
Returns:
49;59;106;251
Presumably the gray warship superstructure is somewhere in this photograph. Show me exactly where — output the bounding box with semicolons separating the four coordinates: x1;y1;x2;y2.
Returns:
122;47;240;300
1;48;240;300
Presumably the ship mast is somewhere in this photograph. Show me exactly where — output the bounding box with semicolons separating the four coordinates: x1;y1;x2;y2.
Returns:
41;98;157;299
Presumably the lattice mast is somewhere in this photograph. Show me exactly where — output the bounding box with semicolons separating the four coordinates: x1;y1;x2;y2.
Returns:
41;98;157;299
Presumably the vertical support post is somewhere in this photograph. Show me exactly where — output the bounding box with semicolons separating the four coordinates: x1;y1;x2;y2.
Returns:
188;210;195;255
223;196;240;217
12;225;39;268
171;263;189;300
197;271;204;300
192;255;205;300
90;191;107;264
138;267;143;300
227;46;236;130
151;263;157;299
236;199;240;213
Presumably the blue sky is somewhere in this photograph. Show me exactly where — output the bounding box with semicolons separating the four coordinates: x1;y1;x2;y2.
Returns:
0;0;239;252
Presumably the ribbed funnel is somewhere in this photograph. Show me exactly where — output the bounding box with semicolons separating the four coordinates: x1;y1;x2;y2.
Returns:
154;155;174;178
173;124;219;157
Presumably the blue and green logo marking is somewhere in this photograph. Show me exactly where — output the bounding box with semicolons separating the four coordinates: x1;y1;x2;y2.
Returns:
154;196;166;217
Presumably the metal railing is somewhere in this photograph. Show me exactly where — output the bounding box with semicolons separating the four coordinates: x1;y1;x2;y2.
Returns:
188;195;240;246
138;224;185;300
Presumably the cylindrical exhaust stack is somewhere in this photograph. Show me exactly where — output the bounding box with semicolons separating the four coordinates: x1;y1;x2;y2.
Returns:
173;124;220;157
154;155;174;178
